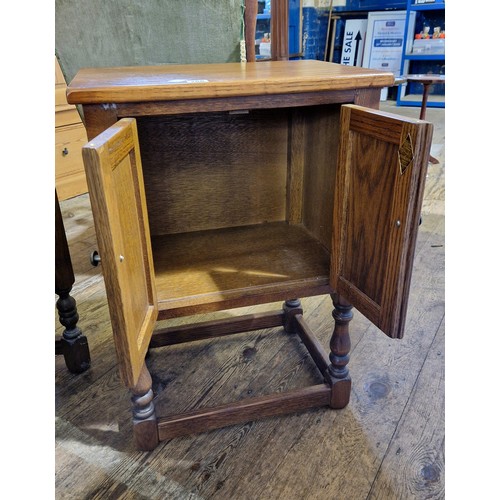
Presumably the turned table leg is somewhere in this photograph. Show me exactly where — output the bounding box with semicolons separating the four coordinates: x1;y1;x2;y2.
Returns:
282;298;303;333
131;362;158;451
55;191;90;373
418;81;439;164
326;293;353;408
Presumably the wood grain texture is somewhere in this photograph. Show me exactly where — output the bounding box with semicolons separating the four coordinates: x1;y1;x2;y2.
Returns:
331;105;433;339
55;56;66;84
286;109;306;223
368;320;445;499
379;120;433;337
137;110;288;235
150;310;285;348
55;101;445;498
106;89;359;119
301;104;341;250
148;307;333;442
157;385;331;441
71;68;426;461
55;191;91;373
271;0;289;61
55;191;75;290
55;107;83;128
66;60;395;104
131;363;159;451
353;88;383;108
82;118;158;387
150;305;328;420
80;103;118;141
244;0;258;63
151;222;331;317
295;314;330;376
72;75;429;455
341;132;397;304
55;55;89;201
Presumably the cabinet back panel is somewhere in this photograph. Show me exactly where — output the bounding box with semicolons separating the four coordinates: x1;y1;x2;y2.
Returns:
137;110;288;235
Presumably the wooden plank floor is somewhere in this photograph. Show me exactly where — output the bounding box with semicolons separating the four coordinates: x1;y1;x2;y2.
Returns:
55;100;445;499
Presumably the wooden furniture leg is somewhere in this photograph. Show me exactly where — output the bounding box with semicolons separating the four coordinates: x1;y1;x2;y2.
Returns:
146;298;356;443
131;362;158;451
419;82;439;165
405;74;444;165
326;293;353;409
55;191;90;373
145;302;339;442
419;81;431;121
283;298;303;333
244;0;257;62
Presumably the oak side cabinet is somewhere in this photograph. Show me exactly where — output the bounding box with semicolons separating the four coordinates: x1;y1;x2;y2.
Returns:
67;60;433;450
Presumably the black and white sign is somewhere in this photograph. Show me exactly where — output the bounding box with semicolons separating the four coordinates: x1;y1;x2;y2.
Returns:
341;19;367;67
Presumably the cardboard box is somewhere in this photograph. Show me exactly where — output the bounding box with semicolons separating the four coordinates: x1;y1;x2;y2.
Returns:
412;38;445;55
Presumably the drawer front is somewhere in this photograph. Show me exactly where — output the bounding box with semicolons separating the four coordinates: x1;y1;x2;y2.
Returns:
56;107;82;128
55;57;66;85
55;83;69;107
55;123;88;199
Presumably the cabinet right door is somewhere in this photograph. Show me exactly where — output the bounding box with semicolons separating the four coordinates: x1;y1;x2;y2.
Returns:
331;104;433;339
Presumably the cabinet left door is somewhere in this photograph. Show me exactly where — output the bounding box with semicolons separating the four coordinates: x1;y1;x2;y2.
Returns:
82;118;158;388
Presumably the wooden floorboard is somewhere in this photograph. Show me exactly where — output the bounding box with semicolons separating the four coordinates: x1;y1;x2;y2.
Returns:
55;101;445;499
367;319;445;499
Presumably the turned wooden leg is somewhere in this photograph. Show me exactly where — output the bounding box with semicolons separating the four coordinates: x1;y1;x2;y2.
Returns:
326;293;353;408
282;298;303;333
55;191;90;373
55;287;90;373
131;362;159;451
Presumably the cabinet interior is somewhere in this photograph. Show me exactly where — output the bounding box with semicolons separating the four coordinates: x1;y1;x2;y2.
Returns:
136;104;341;317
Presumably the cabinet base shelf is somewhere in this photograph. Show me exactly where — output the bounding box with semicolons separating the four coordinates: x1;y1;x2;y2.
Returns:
136;310;350;448
153;221;331;319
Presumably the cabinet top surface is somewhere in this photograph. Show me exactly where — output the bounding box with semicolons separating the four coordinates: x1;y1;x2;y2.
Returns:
66;60;394;104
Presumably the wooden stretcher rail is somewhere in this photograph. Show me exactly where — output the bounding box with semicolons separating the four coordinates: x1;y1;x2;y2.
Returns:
157;384;332;441
150;310;286;348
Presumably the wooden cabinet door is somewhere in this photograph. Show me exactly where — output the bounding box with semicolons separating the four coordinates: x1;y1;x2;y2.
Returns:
82;118;158;387
331;104;433;339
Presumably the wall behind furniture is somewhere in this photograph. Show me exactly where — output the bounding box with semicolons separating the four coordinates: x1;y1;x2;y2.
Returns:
55;0;244;83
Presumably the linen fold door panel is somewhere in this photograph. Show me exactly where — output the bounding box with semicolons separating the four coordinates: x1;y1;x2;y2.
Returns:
331;104;433;339
82;118;158;387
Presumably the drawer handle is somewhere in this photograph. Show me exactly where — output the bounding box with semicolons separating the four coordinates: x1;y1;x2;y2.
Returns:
62;147;69;156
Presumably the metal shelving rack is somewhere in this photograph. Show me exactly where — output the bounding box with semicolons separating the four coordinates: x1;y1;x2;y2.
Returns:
397;0;445;108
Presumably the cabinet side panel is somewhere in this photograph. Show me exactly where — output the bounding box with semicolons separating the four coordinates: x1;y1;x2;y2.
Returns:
137;110;289;235
302;105;341;250
287;109;306;224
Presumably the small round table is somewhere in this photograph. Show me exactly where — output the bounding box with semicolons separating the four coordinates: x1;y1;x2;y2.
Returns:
405;74;445;163
405;73;445;120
